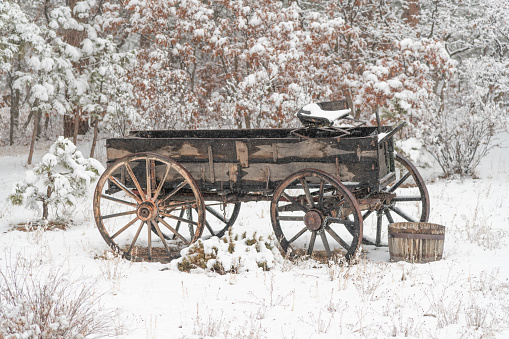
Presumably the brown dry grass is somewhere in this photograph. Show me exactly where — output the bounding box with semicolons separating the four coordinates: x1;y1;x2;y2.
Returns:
10;220;68;232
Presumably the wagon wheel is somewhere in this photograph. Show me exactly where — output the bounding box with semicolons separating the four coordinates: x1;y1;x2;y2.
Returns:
362;153;430;246
271;169;362;262
159;202;241;240
93;153;205;262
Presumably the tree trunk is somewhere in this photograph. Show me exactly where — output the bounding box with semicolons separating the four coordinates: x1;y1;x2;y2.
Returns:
42;200;49;220
90;117;99;158
28;106;41;165
42;185;52;220
73;107;80;145
9;88;20;146
36;110;43;137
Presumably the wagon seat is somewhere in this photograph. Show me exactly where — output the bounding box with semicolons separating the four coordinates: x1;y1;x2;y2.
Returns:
296;101;351;128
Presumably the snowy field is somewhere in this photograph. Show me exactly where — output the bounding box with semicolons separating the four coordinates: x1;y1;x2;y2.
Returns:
1;134;509;339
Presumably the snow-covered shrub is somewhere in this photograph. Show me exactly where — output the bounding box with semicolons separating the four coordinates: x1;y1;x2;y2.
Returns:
0;254;121;338
173;229;284;274
420;90;503;177
8;136;104;220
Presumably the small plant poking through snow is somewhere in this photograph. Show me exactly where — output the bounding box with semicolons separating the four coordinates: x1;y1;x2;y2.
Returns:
8;137;104;220
173;228;283;274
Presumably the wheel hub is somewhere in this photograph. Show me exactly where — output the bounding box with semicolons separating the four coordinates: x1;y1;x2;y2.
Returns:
304;209;324;231
137;201;158;221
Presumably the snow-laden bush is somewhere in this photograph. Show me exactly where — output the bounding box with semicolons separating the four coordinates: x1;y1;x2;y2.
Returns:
8;136;104;220
173;229;284;274
420;91;503;177
0;254;121;338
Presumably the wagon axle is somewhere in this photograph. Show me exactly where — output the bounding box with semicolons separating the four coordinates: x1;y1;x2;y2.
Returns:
304;209;324;231
137;201;158;221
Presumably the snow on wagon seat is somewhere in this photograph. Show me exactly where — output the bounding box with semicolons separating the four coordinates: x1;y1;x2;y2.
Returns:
296;101;351;127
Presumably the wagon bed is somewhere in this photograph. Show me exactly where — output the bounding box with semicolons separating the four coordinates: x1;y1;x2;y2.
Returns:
105;126;395;194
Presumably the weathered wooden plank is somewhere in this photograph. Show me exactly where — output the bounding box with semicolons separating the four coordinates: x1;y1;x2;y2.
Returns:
106;136;380;165
236;141;249;167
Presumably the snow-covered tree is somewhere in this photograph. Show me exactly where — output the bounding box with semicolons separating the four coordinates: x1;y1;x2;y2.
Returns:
0;1;46;145
9;136;104;220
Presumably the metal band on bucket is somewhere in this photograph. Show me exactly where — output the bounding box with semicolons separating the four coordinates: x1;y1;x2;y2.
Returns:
389;232;445;240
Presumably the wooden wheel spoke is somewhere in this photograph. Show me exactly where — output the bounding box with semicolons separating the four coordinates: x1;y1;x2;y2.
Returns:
161;201;196;212
391;196;423;202
107;175;141;203
388;206;417;222
160;212;198;226
327;217;357;226
307;231;317;255
277;215;305;221
385;208;395;224
171;209;185;240
151;220;171;255
205;206;227;224
146;159;153;201
389;172;411;193
101;194;137;207
281;192;309;213
362;209;374;220
300;178;314;208
147;216;152;258
101;210;137;220
124;162;147;201
152;164;171;202
157;217;190;245
376;210;383;245
126;221;145;256
320;232;332;259
111;216;140;239
204;220;216;237
158;180;189;205
317;179;325;208
287;227;308;245
325;226;351;251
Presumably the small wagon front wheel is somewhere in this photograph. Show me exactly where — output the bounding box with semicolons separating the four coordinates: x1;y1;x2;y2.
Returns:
271;169;362;261
93;153;205;262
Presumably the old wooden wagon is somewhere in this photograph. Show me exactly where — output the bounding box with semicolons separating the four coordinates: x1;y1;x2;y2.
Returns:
93;101;429;262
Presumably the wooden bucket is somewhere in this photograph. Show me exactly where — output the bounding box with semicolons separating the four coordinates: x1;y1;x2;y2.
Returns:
388;222;445;263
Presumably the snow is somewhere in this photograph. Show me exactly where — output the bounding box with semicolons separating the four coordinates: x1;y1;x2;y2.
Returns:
1;134;509;338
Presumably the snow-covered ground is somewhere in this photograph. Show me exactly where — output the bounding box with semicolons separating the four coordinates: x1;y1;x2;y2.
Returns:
1;134;508;338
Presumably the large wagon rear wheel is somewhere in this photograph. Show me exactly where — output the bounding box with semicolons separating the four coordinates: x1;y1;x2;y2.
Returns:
362;153;430;246
271;169;362;262
93;153;205;262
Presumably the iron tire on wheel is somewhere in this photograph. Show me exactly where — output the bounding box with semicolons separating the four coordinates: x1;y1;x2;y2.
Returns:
93;153;205;262
270;169;363;262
